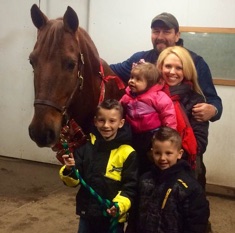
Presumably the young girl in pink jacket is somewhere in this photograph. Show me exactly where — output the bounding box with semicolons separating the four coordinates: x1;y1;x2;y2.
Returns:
120;60;177;174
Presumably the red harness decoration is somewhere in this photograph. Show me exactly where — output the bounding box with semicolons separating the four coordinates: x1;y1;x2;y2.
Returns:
52;119;88;164
98;61;125;103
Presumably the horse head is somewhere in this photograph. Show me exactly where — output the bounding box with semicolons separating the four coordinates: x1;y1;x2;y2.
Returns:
28;5;125;148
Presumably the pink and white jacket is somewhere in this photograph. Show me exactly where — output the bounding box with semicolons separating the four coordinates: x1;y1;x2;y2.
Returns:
120;84;177;133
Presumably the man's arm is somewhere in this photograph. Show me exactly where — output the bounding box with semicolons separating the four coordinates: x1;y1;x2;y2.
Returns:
192;102;219;122
194;56;223;122
110;60;132;83
110;51;147;83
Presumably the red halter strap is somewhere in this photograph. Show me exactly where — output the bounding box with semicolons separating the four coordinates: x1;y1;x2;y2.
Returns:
98;61;125;103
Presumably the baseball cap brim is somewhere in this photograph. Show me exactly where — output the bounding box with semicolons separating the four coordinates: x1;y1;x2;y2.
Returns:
151;13;179;30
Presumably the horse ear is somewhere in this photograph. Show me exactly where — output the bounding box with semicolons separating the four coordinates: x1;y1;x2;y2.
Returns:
63;6;79;33
30;4;48;30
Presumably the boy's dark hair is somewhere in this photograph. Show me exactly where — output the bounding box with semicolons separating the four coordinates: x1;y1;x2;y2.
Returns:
152;127;182;150
96;99;124;117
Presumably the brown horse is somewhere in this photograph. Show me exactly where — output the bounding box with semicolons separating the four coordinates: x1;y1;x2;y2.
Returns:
28;4;125;148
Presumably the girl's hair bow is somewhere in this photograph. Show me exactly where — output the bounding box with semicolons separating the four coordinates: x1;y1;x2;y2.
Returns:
132;59;146;68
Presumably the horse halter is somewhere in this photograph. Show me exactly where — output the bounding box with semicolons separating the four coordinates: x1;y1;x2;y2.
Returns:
34;53;84;117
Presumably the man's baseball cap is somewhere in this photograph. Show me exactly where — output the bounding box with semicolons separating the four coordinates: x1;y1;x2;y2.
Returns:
151;12;179;31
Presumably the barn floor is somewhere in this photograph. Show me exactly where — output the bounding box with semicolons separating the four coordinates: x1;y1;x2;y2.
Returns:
0;156;234;233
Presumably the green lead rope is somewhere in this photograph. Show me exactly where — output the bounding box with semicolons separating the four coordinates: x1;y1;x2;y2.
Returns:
74;169;119;233
62;142;119;233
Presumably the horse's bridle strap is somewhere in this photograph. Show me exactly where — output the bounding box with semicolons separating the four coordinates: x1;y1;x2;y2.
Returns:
34;99;66;114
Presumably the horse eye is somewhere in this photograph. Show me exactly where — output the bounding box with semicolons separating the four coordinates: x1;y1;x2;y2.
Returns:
66;61;76;70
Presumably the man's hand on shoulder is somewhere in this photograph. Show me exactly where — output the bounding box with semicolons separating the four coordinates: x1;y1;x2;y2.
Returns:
192;103;217;122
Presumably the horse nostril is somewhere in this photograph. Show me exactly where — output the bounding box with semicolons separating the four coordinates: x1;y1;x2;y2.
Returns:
46;129;57;146
28;125;57;147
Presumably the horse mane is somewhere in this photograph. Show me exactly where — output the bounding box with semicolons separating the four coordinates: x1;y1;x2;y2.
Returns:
76;27;101;74
55;16;99;60
33;19;63;59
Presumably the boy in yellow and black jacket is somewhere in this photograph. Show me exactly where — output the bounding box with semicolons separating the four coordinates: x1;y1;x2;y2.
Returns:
59;99;138;233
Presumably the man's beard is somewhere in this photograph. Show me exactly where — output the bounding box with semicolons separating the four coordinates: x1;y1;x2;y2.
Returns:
153;40;170;53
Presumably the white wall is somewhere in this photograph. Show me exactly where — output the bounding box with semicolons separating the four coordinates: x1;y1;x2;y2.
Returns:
89;0;235;63
204;86;235;187
0;0;234;187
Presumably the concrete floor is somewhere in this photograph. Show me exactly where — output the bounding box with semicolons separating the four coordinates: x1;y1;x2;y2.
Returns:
0;156;234;233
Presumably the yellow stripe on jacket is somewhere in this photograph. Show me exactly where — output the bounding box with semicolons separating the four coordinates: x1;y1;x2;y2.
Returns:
105;144;135;181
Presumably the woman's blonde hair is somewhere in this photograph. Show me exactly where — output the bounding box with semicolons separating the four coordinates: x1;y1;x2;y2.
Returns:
156;46;204;97
131;62;159;89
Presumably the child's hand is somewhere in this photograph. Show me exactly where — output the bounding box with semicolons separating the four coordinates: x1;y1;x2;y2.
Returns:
62;153;75;170
106;205;118;217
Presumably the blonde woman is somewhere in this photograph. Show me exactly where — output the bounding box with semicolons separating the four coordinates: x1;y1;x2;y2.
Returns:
156;46;209;189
